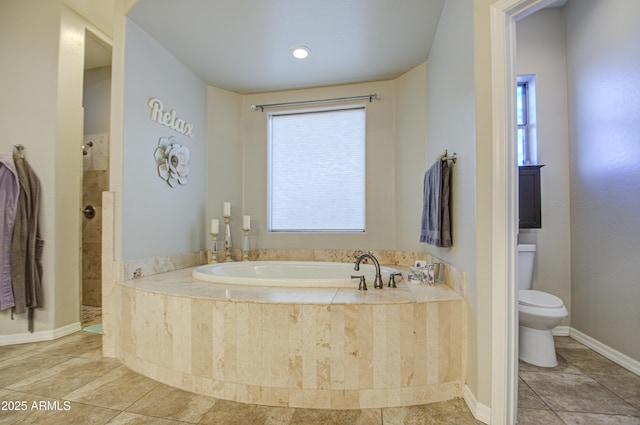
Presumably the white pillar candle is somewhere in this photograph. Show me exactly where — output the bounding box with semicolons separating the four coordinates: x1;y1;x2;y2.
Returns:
223;202;231;217
243;215;251;230
211;219;219;234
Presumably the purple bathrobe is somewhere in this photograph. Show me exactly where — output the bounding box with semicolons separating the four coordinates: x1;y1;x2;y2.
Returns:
0;153;19;310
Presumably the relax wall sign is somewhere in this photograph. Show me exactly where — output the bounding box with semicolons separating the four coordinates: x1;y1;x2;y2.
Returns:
148;98;195;137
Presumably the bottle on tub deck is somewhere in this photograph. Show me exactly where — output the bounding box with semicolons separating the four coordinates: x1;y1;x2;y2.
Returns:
409;260;438;285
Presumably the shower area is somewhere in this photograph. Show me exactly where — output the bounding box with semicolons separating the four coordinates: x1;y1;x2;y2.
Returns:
82;31;111;310
81;133;108;306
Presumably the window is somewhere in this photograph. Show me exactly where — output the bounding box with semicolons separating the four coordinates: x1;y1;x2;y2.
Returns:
516;82;528;165
516;76;537;165
268;107;366;232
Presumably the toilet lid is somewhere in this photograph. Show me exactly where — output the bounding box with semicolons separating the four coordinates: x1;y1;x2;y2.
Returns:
519;290;564;308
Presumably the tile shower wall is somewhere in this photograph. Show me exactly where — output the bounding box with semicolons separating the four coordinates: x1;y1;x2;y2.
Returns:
82;132;109;306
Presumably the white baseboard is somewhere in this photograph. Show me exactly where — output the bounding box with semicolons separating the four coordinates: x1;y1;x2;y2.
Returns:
570;328;640;376
0;322;81;346
463;384;491;424
551;325;571;336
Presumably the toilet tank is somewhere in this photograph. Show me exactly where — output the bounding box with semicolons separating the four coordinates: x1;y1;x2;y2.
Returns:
517;244;536;290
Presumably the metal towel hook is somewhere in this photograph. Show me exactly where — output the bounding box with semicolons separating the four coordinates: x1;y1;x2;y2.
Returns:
13;144;25;158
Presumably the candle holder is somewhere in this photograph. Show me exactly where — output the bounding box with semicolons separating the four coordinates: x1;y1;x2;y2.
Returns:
242;229;249;261
209;231;218;263
223;215;233;262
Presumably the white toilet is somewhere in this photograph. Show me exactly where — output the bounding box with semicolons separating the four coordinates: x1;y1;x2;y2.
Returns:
518;244;568;367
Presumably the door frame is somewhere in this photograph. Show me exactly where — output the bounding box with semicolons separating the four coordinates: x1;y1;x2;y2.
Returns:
489;0;559;423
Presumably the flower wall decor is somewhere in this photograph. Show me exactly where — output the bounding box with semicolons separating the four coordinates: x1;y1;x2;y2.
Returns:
154;136;190;187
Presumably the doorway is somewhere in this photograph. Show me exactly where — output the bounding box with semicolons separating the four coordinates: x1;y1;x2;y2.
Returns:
81;30;111;322
489;0;562;424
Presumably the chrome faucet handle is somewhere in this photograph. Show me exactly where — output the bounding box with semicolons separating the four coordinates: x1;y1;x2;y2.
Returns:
351;275;367;291
388;272;402;288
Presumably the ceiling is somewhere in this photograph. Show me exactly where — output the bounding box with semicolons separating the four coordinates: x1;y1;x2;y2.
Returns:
127;0;447;94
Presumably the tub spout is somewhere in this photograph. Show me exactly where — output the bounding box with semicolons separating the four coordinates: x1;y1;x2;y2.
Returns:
354;253;383;289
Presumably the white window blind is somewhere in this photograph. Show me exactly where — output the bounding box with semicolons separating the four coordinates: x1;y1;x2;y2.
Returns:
516;76;538;166
268;107;366;232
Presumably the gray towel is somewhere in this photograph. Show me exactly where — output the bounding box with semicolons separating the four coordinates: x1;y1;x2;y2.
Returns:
420;159;452;247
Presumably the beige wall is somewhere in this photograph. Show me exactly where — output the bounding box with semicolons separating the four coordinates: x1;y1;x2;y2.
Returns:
0;2;106;336
565;0;640;362
395;63;428;252
0;0;61;335
207;86;243;249
63;0;114;38
516;8;572;323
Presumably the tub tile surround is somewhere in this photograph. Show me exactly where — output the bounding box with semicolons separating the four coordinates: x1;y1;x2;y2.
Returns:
114;274;466;409
104;257;466;410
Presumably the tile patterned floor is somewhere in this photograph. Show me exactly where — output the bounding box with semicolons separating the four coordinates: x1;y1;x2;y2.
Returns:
518;337;640;425
0;310;637;424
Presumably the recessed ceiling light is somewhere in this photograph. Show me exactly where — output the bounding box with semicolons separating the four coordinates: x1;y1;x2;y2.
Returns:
291;45;310;59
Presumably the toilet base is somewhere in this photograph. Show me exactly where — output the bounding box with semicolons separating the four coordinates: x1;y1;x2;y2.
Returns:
519;326;558;367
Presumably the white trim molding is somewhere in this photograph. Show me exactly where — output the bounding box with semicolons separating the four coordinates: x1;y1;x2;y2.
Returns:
570;328;640;376
489;1;519;423
464;384;492;424
0;322;81;346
